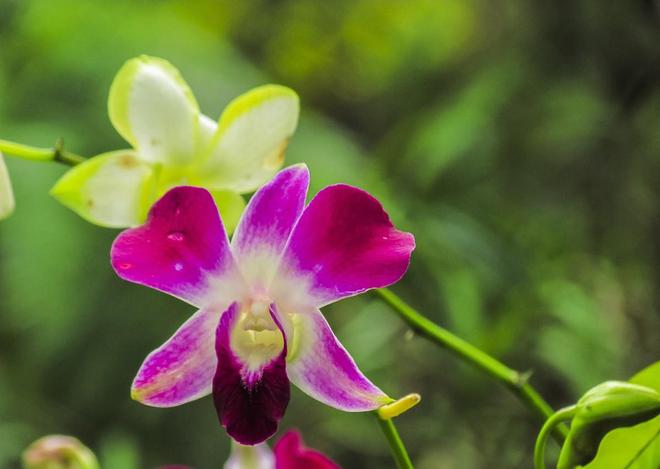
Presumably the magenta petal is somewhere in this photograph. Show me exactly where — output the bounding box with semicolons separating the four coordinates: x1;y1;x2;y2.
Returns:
274;430;341;469
111;186;236;306
282;184;415;306
132;307;221;406
287;309;389;411
231;165;309;288
213;303;290;445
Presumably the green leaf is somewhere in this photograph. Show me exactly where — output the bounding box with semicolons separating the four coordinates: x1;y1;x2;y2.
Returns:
630;361;660;394
555;364;660;468
581;414;660;468
557;382;660;469
576;362;660;468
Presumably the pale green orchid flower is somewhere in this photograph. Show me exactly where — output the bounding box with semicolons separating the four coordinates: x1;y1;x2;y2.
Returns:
51;55;299;231
0;152;15;220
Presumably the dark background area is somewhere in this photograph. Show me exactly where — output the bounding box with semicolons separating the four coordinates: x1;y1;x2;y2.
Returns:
0;1;659;467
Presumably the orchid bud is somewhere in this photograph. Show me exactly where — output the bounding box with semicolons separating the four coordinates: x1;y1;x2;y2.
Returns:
22;435;99;469
556;381;660;468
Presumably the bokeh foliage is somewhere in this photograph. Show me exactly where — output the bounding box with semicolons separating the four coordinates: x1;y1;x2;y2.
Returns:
0;0;659;467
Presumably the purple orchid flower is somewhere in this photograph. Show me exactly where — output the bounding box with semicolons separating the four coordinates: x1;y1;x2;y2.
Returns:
161;429;341;469
272;430;341;469
225;429;341;469
111;164;415;445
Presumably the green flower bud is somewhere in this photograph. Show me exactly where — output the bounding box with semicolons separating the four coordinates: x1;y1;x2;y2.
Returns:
22;435;99;469
557;381;660;469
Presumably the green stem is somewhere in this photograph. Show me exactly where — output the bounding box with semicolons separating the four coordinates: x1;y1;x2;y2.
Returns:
0;139;85;166
376;415;414;469
534;406;577;469
375;288;569;444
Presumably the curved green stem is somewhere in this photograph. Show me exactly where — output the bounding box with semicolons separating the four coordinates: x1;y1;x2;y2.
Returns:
534;406;577;469
376;415;414;469
375;288;569;444
0;138;84;166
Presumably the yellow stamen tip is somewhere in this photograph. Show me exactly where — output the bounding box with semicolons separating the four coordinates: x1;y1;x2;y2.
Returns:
377;393;421;420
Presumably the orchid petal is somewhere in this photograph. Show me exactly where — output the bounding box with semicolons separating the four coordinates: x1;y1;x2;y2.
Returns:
224;441;275;469
108;55;199;165
50;150;156;228
111;186;240;306
285;308;390;411
213;303;290;445
131;307;221;407
281;184;415;307
193;85;299;193
0;153;15;220
273;430;341;469
231;164;309;289
197;113;218;152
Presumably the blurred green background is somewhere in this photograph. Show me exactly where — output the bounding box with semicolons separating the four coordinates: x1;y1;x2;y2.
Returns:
1;0;659;467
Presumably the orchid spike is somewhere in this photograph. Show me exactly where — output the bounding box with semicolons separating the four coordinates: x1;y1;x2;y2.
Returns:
225;430;341;469
0;152;15;220
51;55;299;231
111;164;415;445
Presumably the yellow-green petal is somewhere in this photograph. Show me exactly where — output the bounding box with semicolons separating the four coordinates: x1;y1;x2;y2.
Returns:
0;153;15;220
197;113;218;152
193;84;299;193
51;151;156;228
108;55;199;166
209;189;245;235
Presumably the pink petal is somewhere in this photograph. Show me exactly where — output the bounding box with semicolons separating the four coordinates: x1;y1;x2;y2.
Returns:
231;165;309;290
286;309;390;411
131;307;222;407
281;184;415;307
274;430;341;469
213;303;290;445
111;186;237;306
